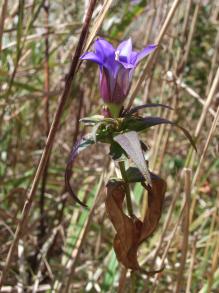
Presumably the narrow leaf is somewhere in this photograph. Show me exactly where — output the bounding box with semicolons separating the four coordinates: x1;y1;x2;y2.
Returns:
123;103;173;116
65;135;94;207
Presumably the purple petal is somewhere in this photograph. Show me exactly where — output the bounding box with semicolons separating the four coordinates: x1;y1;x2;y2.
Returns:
100;68;112;103
113;67;131;103
94;38;120;77
80;52;103;66
134;44;157;65
131;0;141;4
94;38;115;60
117;38;133;63
117;60;135;69
130;51;138;64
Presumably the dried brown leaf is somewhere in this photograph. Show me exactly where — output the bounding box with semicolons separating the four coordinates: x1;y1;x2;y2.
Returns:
105;174;166;272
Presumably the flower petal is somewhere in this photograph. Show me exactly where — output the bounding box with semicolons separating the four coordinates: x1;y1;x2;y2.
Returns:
80;52;103;66
94;38;115;60
134;44;157;65
117;60;135;69
113;67;131;103
117;38;133;63
100;68;112;103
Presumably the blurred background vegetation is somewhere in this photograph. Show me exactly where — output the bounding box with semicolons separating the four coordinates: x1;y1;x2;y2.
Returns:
0;0;219;292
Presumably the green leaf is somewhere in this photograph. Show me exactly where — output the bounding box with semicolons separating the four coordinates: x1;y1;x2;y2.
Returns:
123;103;173;116
109;141;127;161
113;131;151;185
121;116;197;151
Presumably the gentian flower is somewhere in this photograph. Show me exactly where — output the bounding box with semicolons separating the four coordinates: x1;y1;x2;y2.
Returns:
80;38;156;117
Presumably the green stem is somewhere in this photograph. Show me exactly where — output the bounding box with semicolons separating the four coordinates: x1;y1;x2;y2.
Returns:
118;161;134;217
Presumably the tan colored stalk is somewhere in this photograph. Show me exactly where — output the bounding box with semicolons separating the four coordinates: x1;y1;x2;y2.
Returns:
155;96;177;173
203;193;219;263
127;0;181;110
207;235;219;292
181;3;200;71
175;168;191;293
152;0;195;173
185;237;197;293
144;179;181;267
189;82;219;220
176;79;216;118
193;106;219;185
195;67;219;138
205;28;219;95
0;0;8;53
147;203;185;292
83;0;113;53
57;170;107;293
147;169;191;293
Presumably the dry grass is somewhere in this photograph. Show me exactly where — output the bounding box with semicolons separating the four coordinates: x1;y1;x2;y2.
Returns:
0;0;219;292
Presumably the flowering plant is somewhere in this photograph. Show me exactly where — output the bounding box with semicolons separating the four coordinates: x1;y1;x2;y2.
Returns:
65;38;196;273
80;38;156;117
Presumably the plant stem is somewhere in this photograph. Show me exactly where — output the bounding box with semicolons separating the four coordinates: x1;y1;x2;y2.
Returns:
118;161;134;218
131;270;136;293
118;161;136;292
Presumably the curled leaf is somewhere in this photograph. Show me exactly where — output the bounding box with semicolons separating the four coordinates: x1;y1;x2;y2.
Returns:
123;103;173;116
105;173;166;272
121;116;197;151
65;136;94;207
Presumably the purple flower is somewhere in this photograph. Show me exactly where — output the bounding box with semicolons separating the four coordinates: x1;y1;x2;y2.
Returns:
131;0;141;5
80;38;156;115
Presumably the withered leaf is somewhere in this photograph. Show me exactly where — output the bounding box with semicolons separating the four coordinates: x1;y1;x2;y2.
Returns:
105;174;166;272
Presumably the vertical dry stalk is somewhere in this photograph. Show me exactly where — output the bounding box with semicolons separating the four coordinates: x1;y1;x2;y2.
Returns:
181;0;192;40
186;66;219;169
0;0;97;288
39;0;50;242
32;227;60;293
181;3;200;71
0;0;8;53
195;66;219;139
192;106;219;186
83;0;113;53
146;205;185;292
206;28;219;95
189;87;219;221
146;169;192;293
127;0;181;110
155;0;200;172
175;168;191;293
207;235;219;293
57;171;106;293
149;180;181;266
185;237;197;293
